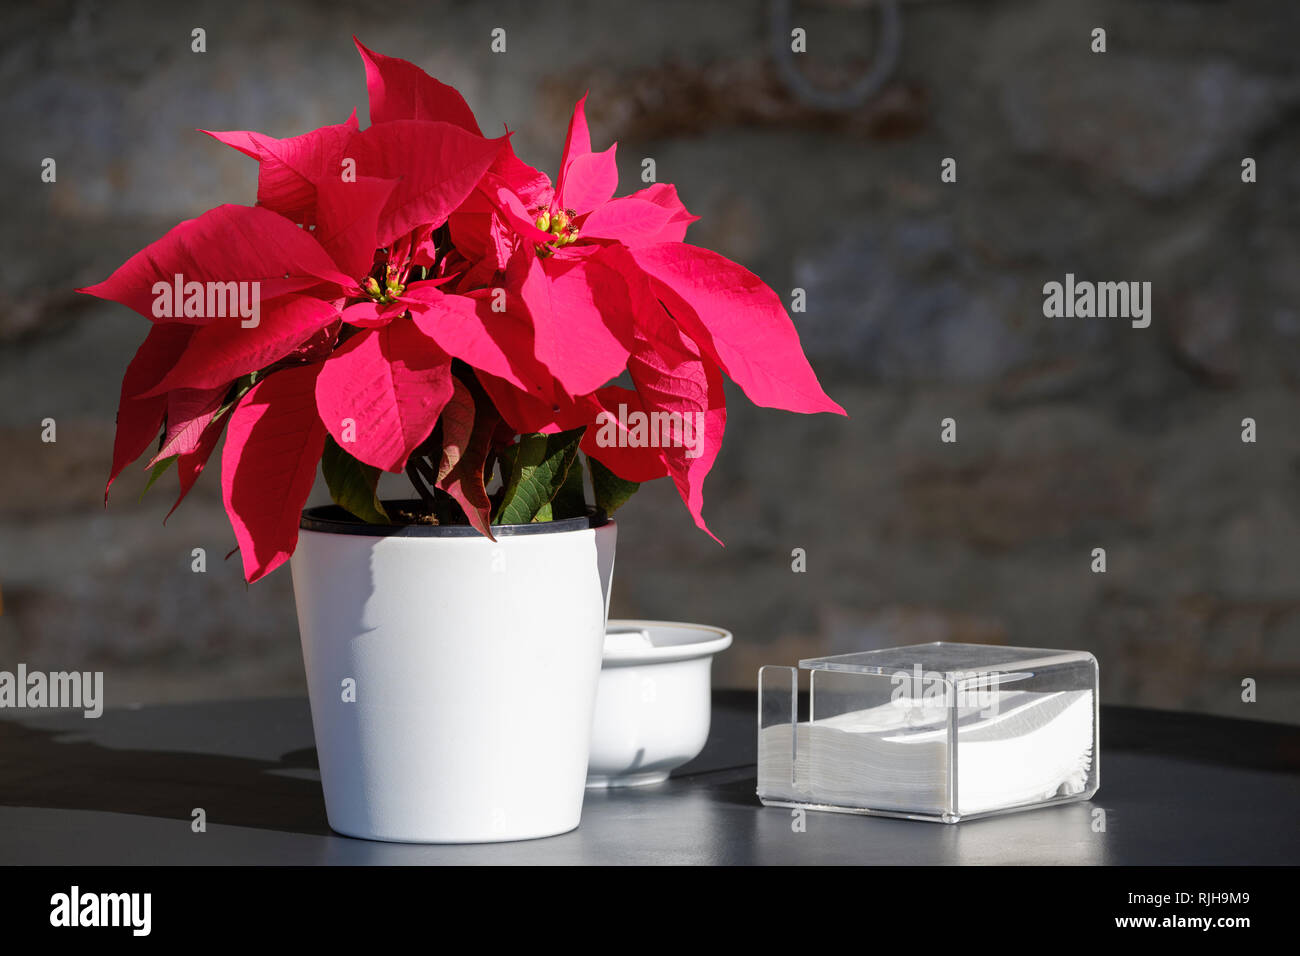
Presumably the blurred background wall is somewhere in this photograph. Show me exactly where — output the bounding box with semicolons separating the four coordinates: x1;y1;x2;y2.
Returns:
1;0;1298;722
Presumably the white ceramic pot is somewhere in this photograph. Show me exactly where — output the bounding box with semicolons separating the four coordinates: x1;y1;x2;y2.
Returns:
290;504;617;843
586;620;733;788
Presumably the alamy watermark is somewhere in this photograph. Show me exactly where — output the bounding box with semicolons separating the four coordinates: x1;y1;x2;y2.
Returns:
593;404;705;459
1042;273;1151;328
890;664;1000;718
0;664;103;718
50;886;150;936
152;274;261;327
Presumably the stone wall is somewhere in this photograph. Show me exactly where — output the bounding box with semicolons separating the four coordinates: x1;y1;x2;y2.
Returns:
1;0;1298;722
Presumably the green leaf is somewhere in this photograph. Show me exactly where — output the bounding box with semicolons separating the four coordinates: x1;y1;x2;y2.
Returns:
494;428;585;525
548;450;589;520
212;372;259;425
588;456;640;516
321;437;388;524
140;455;178;500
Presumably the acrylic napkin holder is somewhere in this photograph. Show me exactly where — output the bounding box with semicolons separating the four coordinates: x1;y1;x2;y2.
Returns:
757;642;1099;823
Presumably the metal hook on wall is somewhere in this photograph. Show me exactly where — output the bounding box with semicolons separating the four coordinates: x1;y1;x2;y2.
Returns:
770;0;903;111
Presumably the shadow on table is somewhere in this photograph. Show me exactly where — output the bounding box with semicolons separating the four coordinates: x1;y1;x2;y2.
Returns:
3;691;1296;850
0;719;332;837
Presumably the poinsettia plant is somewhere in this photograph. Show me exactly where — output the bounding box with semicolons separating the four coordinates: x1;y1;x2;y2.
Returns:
79;39;844;582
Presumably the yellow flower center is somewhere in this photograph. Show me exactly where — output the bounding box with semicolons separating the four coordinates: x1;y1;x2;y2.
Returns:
364;266;405;303
535;207;579;257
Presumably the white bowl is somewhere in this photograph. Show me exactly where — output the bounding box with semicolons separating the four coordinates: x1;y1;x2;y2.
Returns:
586;619;733;788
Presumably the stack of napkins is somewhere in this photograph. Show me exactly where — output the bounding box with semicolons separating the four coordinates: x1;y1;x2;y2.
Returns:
759;690;1094;816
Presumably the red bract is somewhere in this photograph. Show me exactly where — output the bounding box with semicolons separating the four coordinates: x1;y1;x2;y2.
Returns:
315;320;456;474
221;363;329;579
79;38;843;582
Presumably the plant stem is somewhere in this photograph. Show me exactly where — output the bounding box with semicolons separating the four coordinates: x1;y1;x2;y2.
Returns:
411;455;440;489
405;460;437;509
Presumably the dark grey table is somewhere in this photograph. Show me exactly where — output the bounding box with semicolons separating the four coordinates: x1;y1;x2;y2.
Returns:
1;692;1297;864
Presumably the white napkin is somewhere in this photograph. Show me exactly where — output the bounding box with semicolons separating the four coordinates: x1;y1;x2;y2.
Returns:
760;690;1094;816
